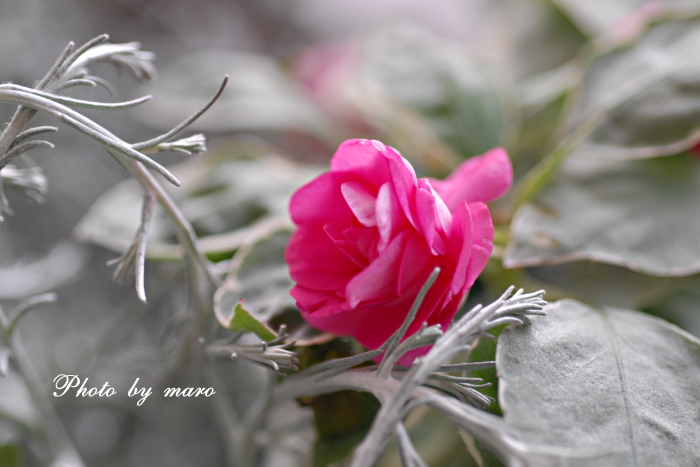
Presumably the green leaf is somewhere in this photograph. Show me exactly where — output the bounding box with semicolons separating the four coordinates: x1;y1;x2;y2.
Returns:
568;19;700;161
497;299;700;465
512;91;570;173
0;444;20;467
504;154;700;276
216;300;276;341
550;0;656;37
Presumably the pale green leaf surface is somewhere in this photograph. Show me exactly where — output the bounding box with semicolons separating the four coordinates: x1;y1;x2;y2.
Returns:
0;242;85;299
361;26;508;159
552;0;700;38
74;153;321;260
134;50;336;139
551;0;655;37
497;299;700;466
0;372;38;429
645;289;700;338
214;231;296;327
569;19;700;161
525;262;699;310
504;154;700;276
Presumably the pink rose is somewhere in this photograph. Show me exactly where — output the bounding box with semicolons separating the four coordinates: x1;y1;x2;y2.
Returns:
285;139;512;362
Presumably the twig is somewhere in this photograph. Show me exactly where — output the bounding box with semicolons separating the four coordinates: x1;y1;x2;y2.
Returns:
133;76;229;151
376;267;441;377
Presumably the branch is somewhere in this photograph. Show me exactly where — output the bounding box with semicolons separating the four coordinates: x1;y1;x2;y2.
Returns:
133;76;229;151
350;287;546;467
107;193;156;302
376;267;440;377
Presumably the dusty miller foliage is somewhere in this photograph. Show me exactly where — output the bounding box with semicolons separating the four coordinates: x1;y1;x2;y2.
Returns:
0;36;550;467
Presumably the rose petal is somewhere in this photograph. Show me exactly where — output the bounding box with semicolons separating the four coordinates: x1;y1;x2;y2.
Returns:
447;201;474;294
286;228;360;290
330;139;391;188
342;227;380;263
415;179;447;255
291;284;339;311
376;182;406;252
345;229;411;308
304;308;366;335
324;223;368;267
388;155;418;227
405;267;451;337
291;268;353;291
355;301;416;348
341;181;377;226
428;180;452;234
397;231;435;297
295;287;352;318
345;300;421;349
290;172;352;227
464;202;494;288
429;147;513;211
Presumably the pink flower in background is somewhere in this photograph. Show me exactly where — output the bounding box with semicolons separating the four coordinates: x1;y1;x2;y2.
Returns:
292;40;374;134
285;139;512;362
689;141;700;160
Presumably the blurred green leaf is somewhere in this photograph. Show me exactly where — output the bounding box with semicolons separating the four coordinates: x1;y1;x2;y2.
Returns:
216;300;277;341
360;26;508;162
505;154;700;276
0;444;20;467
512;92;569;172
0;241;85;299
295;340;379;467
376;409;481;467
75;149;321;261
551;0;700;39
507;0;588;80
309;391;380;467
465;335;500;416
525;261;700;309
551;0;655;37
568;18;700;161
644;288;700;338
497;299;700;466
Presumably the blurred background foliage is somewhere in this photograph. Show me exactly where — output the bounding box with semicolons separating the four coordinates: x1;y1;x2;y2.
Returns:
2;0;700;465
